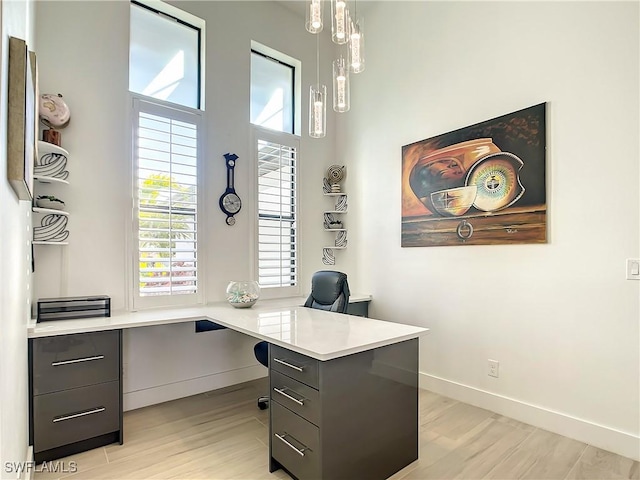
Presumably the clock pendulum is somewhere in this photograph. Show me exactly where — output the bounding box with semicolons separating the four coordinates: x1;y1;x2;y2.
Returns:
219;153;242;226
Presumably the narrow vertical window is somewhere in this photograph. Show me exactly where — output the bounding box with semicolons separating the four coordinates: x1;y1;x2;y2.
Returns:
134;100;199;298
251;45;300;294
130;1;204;308
256;132;299;289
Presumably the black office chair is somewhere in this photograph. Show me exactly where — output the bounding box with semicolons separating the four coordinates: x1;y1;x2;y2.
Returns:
254;270;350;409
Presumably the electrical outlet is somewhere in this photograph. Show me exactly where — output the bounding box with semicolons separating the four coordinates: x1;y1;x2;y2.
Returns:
488;359;499;378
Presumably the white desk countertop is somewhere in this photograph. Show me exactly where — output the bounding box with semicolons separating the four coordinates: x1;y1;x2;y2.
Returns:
28;294;429;361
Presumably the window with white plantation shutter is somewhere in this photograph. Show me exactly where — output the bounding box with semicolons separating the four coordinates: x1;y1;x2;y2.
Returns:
256;129;299;290
132;97;202;308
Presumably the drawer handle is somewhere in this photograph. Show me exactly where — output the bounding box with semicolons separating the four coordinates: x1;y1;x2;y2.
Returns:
273;387;305;406
274;432;307;457
51;355;105;366
273;358;304;372
53;407;106;423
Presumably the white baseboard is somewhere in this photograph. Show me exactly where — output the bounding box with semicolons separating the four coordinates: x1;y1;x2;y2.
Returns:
123;365;267;411
420;372;640;462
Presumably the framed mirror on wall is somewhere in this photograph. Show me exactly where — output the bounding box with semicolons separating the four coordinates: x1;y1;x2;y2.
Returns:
7;36;37;201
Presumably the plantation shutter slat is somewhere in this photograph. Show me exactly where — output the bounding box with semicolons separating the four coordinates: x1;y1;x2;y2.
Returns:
257;137;298;289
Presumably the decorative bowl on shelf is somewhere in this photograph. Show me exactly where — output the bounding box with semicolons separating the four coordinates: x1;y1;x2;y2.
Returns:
40;93;71;129
226;281;260;308
36;195;65;210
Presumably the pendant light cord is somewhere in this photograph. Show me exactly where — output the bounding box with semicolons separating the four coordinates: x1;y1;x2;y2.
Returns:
316;31;320;86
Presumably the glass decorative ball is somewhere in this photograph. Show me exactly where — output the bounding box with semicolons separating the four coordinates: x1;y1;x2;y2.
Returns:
226;281;260;308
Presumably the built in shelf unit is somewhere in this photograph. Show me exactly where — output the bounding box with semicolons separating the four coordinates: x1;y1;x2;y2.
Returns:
32;141;70;245
322;188;348;266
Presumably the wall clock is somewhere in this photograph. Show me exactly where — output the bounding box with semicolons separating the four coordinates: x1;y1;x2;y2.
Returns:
219;153;241;226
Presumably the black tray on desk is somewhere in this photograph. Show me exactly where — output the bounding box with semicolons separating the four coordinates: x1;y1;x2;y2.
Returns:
37;296;111;322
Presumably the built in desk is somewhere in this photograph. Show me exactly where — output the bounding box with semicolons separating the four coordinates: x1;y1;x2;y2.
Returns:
27;295;428;479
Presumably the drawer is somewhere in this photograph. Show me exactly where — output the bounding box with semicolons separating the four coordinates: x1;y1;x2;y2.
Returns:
270;344;319;389
271;401;320;480
32;330;120;395
271;370;320;426
33;380;120;453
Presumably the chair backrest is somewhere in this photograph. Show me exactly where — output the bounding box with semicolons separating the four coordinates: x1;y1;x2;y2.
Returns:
303;271;350;313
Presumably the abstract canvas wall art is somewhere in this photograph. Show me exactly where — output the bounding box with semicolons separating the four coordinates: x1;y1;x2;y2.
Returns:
7;36;37;201
401;103;546;247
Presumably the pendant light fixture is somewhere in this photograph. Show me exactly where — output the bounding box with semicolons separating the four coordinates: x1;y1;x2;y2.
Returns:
306;0;366;137
349;14;365;73
309;33;327;138
332;55;350;112
331;0;349;44
306;0;323;34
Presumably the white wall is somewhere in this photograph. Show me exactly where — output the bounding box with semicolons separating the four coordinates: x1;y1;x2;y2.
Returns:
33;1;355;410
0;0;35;474
343;1;639;460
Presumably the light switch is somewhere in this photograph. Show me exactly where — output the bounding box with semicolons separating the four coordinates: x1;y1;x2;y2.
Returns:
626;259;640;280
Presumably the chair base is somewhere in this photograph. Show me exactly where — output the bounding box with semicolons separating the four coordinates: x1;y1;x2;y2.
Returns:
258;396;269;410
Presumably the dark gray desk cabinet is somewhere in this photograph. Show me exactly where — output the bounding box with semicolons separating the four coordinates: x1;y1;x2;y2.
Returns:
268;338;418;480
345;300;368;318
29;330;123;463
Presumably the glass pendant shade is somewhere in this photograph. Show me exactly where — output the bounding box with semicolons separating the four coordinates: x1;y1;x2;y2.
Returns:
349;16;365;73
305;0;323;34
331;0;349;44
332;57;350;112
309;84;327;138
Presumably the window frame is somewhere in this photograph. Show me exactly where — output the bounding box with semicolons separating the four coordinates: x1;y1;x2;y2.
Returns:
128;1;205;310
250;41;302;136
130;0;206;111
251;125;301;299
250;49;295;135
129;94;205;311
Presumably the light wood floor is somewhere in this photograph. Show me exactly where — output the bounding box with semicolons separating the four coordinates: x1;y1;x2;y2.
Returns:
35;378;639;480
